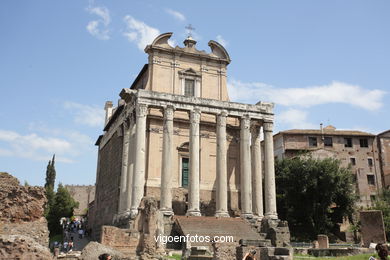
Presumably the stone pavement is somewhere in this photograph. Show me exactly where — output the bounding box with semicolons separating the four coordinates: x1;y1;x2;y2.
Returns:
72;231;90;251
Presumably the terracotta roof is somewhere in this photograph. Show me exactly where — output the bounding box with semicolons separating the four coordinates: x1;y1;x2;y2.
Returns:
277;129;375;137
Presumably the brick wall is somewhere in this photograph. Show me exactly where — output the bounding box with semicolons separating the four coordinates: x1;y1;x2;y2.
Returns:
92;131;123;239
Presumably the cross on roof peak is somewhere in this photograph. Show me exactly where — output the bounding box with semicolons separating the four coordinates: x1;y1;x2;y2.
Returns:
185;24;195;38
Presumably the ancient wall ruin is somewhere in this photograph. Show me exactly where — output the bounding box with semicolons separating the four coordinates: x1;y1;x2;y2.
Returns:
0;172;51;259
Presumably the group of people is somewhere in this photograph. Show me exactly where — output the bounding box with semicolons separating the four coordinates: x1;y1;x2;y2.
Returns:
52;239;73;253
52;217;91;254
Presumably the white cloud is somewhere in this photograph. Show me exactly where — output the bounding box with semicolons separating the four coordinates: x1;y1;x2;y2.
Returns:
86;5;111;40
277;109;317;129
228;80;386;111
123;15;160;50
216;35;228;47
63;101;105;127
0;123;95;163
165;8;186;21
0;129;74;163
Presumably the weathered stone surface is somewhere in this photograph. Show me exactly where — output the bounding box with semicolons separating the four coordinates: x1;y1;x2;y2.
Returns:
100;226;139;257
81;241;126;260
317;235;329;249
0;217;49;247
261;219;291;247
212;242;237;260
0;234;53;260
360;210;387;247
0;172;47;223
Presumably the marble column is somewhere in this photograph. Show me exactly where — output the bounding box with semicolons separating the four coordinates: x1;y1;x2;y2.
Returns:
215;110;229;217
251;123;263;219
118;118;131;213
130;104;148;218
125;113;136;212
240;115;253;218
263;121;278;219
160;105;175;215
186;108;201;216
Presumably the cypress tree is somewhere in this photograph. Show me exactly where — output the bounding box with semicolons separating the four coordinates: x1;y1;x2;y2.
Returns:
44;155;56;217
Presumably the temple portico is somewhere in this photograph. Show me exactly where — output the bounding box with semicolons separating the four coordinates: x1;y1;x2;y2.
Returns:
107;89;278;219
92;33;284;244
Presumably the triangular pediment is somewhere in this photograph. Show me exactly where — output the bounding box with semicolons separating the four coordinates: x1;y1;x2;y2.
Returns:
179;68;199;76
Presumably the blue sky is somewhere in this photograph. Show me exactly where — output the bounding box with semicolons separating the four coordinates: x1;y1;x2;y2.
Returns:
1;0;389;187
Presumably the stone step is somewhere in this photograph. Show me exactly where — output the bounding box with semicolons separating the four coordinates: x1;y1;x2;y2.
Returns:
189;256;213;260
174;216;263;246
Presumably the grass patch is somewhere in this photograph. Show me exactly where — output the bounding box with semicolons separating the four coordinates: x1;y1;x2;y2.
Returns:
164;255;181;260
294;253;376;260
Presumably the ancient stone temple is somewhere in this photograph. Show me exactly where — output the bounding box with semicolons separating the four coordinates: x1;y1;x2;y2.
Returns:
90;33;290;259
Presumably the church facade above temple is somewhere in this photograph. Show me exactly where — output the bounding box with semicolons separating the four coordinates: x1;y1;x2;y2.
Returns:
89;33;289;251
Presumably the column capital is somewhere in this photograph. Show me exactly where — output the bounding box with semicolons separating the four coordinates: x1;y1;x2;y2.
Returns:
163;105;175;121
240;114;251;129
190;109;201;124
217;110;228;127
263;121;273;132
136;103;148;117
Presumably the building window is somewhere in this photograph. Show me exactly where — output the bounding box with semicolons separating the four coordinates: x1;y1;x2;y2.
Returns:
184;79;195;97
181;157;189;188
308;137;317;147
324;137;333;147
344;138;352;148
360;138;368;148
367;175;375;186
368;158;373;167
370;195;376;201
350;157;356;166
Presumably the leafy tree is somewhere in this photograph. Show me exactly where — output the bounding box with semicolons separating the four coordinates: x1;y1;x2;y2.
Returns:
275;156;357;241
371;189;390;240
47;183;79;234
44;155;56;217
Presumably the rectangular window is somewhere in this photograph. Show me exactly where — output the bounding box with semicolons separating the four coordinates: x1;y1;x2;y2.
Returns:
308;137;317;147
360;138;368;148
367;175;375;186
368;158;373;167
370;195;376;201
344;138;352;148
350;158;356;166
324;137;333;147
181;157;189;188
184;79;195;97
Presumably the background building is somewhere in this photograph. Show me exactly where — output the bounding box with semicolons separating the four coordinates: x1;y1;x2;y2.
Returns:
65;185;95;217
377;130;390;189
273;125;383;208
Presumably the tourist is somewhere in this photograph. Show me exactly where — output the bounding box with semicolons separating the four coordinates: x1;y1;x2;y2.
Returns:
63;241;68;252
78;229;84;239
243;250;257;260
68;240;74;252
375;243;389;260
98;253;112;260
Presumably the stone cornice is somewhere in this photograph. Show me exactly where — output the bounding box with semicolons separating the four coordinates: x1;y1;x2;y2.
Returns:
120;88;274;121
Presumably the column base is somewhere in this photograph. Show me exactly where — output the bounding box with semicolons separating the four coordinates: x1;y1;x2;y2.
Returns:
159;208;174;216
186;209;201;216
215;211;230;218
241;213;254;219
129;208;139;219
253;214;264;221
264;212;278;219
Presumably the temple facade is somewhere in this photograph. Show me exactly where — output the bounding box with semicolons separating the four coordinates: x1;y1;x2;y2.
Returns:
91;33;280;239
